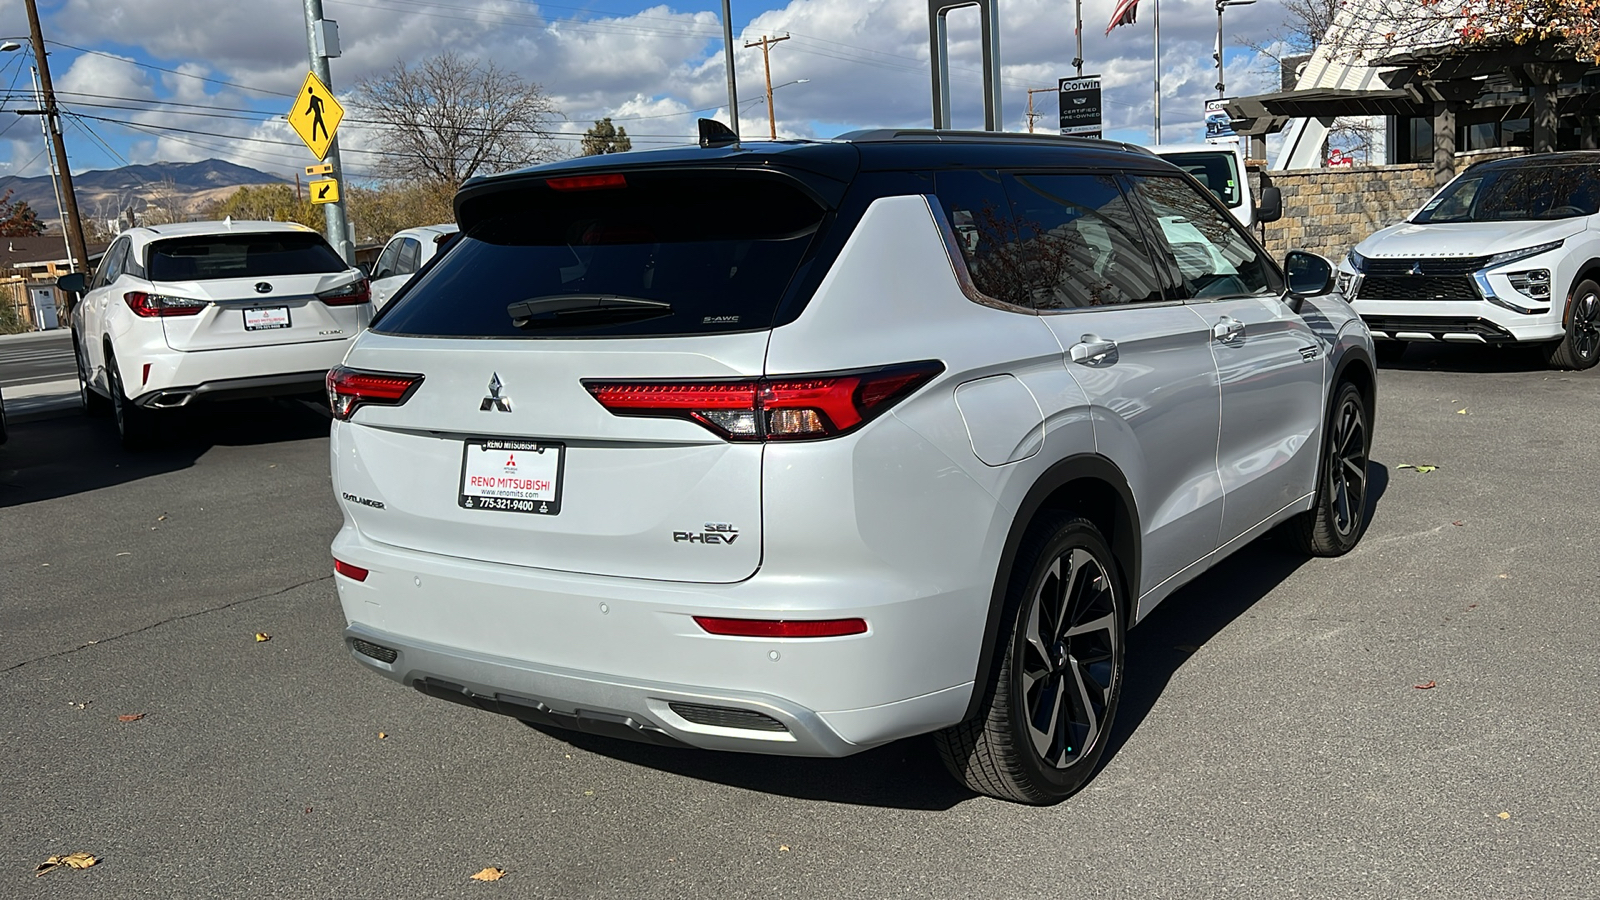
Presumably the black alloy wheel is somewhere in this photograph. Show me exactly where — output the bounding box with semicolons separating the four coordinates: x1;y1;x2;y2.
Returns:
1289;381;1370;556
1545;280;1600;371
937;515;1126;804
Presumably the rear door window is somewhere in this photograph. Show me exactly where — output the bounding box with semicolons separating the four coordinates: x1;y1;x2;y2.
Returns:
933;169;1030;308
1002;172;1165;308
147;233;347;282
395;238;422;276
376;172;828;338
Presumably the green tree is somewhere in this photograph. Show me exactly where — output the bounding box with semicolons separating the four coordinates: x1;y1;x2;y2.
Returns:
581;118;632;156
202;184;322;232
0;190;45;236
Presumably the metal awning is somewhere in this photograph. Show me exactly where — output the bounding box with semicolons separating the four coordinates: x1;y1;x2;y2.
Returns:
1224;89;1426;136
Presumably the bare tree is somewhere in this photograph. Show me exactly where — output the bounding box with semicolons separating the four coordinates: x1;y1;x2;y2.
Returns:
353;52;562;188
139;177;190;226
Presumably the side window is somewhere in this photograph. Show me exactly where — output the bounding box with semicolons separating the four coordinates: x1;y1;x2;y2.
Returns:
97;240;128;289
396;238;422;276
372;239;402;280
933;169;1029;308
123;242;146;280
1003;172;1165;308
1127;174;1274;299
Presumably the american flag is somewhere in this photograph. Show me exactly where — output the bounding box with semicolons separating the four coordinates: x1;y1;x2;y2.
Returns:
1105;0;1140;35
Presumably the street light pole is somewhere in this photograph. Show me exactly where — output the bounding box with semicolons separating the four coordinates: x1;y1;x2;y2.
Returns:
721;0;740;137
1214;0;1256;98
19;0;90;285
301;0;353;264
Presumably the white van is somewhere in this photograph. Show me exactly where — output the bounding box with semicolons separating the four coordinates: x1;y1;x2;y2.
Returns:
1156;142;1281;229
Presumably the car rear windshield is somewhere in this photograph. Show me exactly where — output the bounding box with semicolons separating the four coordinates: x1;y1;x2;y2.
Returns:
374;172;828;338
1414;163;1600;223
147;232;347;281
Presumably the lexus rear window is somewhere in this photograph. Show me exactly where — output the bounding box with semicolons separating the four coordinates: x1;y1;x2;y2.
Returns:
375;173;827;338
147;233;347;281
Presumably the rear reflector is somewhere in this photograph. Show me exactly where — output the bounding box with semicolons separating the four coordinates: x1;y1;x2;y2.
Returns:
693;616;868;638
334;558;369;581
547;173;627;191
584;361;943;442
317;277;371;306
326;366;424;420
124;291;207;317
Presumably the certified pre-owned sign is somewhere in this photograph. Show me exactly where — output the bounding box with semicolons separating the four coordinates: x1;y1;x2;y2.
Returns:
1059;75;1102;138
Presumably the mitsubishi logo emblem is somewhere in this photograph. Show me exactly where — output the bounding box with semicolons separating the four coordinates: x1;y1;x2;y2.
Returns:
479;373;512;412
1408;261;1424;276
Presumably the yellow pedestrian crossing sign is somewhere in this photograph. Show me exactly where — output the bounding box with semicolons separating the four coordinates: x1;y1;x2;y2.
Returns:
288;71;344;160
309;178;340;204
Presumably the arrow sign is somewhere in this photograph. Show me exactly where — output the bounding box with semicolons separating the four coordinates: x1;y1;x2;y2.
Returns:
287;71;345;160
309;178;340;205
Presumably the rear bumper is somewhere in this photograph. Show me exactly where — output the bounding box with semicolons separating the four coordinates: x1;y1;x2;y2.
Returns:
135;370;328;408
330;528;980;758
119;335;354;405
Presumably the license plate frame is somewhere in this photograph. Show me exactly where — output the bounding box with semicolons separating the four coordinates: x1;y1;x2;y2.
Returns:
243;306;291;331
457;439;564;516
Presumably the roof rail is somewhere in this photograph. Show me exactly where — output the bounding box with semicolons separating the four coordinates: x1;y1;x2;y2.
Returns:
832;129;1156;156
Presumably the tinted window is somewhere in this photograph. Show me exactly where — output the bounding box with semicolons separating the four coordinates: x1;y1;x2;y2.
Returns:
396;238;422;275
377;173;826;338
1160;151;1242;207
1414;164;1600;223
1004;173;1164;308
1128;174;1272;299
93;239;127;289
933;169;1030;307
147;233;346;282
373;239;402;279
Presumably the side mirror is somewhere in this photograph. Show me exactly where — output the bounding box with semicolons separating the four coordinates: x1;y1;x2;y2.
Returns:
56;272;88;295
1285;250;1335;298
357;263;372;277
1255;186;1283;225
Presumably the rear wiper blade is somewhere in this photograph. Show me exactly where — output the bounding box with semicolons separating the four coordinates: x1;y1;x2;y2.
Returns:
507;294;672;328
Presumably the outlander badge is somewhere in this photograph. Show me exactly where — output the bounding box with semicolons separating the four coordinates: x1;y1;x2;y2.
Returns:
479;373;511;412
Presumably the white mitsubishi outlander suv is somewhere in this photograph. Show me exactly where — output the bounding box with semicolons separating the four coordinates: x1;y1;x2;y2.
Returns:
66;221;370;448
329;127;1376;804
1341;152;1600;369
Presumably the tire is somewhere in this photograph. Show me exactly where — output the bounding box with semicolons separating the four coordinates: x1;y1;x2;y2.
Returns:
1287;381;1371;556
74;331;111;417
936;514;1126;804
107;350;158;451
1374;340;1408;364
0;384;9;446
1543;280;1600;371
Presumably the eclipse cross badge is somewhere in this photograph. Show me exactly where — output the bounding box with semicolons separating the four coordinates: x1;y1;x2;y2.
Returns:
479;373;512;412
254;282;273;293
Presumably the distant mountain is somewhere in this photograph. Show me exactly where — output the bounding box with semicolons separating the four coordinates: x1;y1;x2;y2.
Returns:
0;159;291;225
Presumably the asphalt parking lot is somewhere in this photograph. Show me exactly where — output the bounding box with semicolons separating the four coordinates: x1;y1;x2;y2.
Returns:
2;343;1596;899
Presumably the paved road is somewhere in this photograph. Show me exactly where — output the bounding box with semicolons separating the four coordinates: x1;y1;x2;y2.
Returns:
2;346;1597;899
0;330;75;388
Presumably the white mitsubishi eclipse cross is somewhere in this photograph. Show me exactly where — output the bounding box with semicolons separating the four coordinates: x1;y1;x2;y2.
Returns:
67;221;370;448
329;128;1375;804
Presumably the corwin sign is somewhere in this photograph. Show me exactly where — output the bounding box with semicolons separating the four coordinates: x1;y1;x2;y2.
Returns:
1059;76;1102;138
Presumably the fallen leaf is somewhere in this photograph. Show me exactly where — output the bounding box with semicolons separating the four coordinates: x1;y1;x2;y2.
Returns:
34;852;98;877
470;867;506;882
1452;521;1465;526
1413;680;1437;690
583;790;594;796
378;732;387;739
779;845;790;852
115;551;131;557
1468;604;1478;609
1457;408;1467;414
305;807;313;813
1497;811;1511;820
254;632;271;643
157;514;167;521
1497;573;1509;579
1397;464;1439;473
117;713;145;723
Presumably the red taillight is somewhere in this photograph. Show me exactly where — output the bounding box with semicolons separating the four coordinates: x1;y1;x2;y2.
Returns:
583;361;943;441
124;291;207;317
318;278;371;306
326;366;424;420
547;173;627;191
693;616;868;638
333;558;369;581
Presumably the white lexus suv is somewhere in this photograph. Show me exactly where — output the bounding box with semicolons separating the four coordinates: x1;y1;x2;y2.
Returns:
66;221;370;448
1341;152;1600;369
329;127;1376;804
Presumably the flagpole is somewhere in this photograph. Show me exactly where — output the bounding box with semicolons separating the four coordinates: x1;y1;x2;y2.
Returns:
1074;0;1083;76
1152;0;1161;144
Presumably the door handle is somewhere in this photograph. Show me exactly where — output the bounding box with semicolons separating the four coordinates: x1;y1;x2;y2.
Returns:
1069;334;1119;367
1212;316;1245;344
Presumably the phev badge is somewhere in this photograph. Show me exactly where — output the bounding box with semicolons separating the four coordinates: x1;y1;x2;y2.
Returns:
480;373;512;412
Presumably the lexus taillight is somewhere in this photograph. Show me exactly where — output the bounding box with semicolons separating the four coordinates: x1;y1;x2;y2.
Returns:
124;291;207;317
326;366;424;420
318;278;371;306
583;361;943;441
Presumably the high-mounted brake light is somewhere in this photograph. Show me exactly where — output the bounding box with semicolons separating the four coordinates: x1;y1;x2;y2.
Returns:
317;278;371;306
583;361;943;442
694;616;868;638
333;558;369;582
546;173;628;191
124;291;207;317
326;366;424;420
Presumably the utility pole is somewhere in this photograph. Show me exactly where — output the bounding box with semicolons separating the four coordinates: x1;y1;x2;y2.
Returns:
744;34;790;139
301;0;353;264
1073;0;1084;77
21;0;90;287
721;0;740;137
1025;88;1056;134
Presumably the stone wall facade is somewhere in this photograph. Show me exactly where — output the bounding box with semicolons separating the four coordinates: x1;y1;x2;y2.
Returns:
1258;163;1437;264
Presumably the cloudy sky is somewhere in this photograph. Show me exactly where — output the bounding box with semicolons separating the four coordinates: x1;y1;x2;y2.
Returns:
0;0;1296;182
